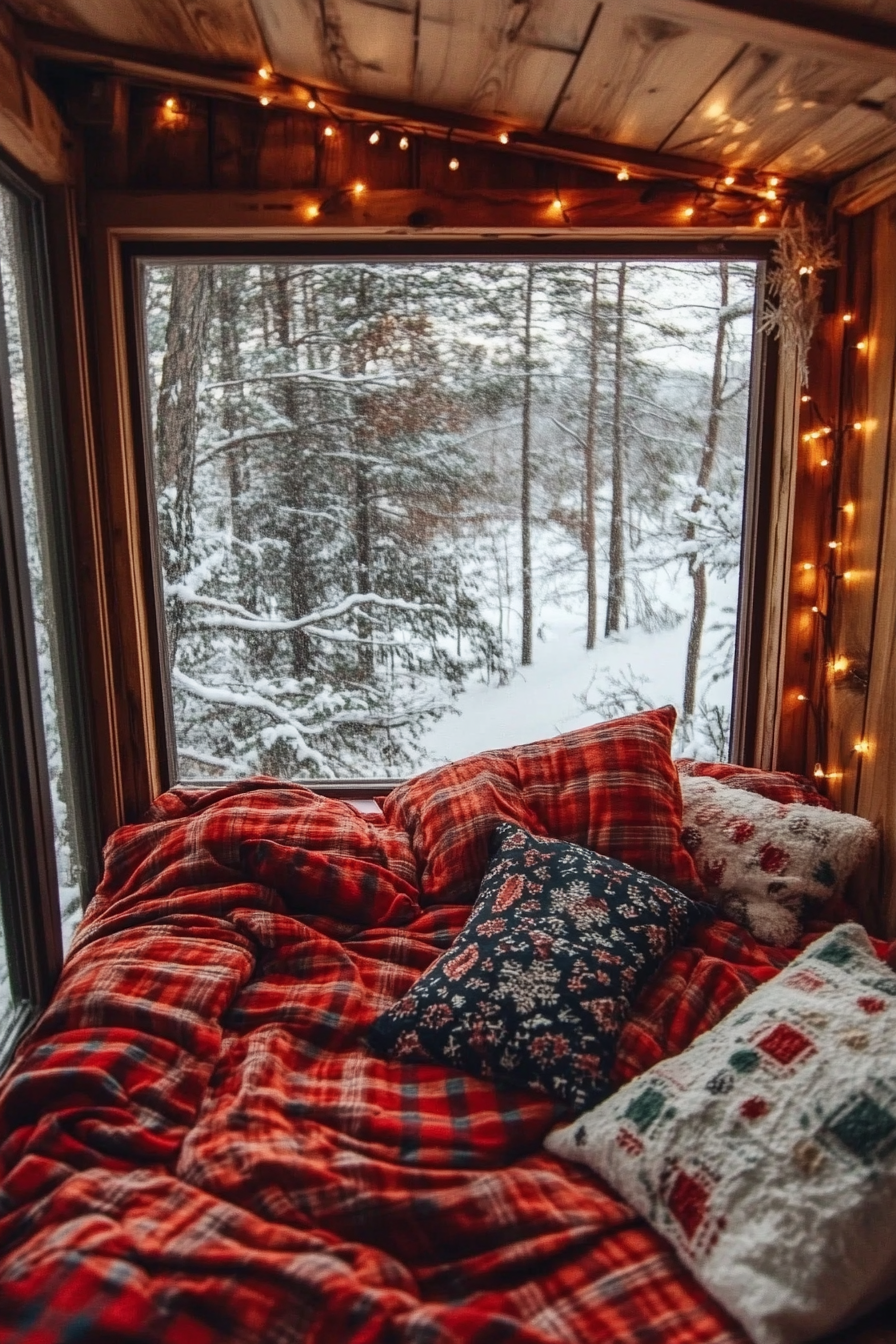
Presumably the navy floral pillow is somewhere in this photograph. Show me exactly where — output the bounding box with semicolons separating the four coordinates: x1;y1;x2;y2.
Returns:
368;823;706;1111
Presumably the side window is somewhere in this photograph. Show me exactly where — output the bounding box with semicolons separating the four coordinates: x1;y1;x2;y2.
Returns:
0;172;93;1059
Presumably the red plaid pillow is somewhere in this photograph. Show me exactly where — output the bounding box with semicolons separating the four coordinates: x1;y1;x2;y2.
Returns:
675;759;831;808
382;706;701;905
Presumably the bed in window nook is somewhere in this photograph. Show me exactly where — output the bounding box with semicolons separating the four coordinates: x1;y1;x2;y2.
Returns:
1;3;896;1343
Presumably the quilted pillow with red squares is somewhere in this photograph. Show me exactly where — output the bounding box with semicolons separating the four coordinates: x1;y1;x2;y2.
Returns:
369;822;706;1110
546;924;896;1344
381;706;700;906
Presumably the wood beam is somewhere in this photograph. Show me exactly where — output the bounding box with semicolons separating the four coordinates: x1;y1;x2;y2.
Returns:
832;149;896;216
0;10;70;182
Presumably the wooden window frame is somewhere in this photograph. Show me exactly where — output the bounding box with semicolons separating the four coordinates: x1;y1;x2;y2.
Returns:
84;189;797;815
0;155;98;1064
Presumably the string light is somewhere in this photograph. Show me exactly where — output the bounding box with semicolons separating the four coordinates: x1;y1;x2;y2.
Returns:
259;95;271;106
165;96;178;111
369;129;380;144
797;693;809;702
448;156;460;171
399;135;409;150
499;132;509;145
724;174;735;185
799;265;814;275
757;211;769;225
801;394;811;402
802;561;815;571
551;194;564;213
854;739;871;754
307;99;316;110
352;181;365;195
814;764;826;779
305;204;319;220
832;657;849;674
820;457;830;466
841;501;856;516
812;604;820;613
856;339;868;351
683;206;694;218
841;570;854;580
843;313;854;323
323;125;335;137
853;420;865;430
765;189;777;200
828;540;841;549
617;167;630;181
768;176;780;186
258;67;271;80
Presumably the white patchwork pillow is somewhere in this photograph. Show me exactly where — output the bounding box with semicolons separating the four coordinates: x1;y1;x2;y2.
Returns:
680;775;877;946
545;924;896;1344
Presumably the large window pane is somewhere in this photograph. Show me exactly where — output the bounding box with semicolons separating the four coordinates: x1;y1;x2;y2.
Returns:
141;259;759;782
0;186;84;951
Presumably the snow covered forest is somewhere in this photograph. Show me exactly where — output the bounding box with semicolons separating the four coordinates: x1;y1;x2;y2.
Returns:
142;258;758;782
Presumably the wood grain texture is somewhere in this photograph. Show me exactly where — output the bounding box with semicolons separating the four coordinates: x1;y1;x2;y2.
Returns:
833;147;896;214
772;76;896;176
255;0;416;97
414;0;593;126
0;19;70;181
10;0;267;62
553;2;741;150
854;196;896;936
661;46;890;171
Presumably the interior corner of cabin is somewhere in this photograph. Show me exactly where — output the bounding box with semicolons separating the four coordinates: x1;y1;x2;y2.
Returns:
1;2;896;1341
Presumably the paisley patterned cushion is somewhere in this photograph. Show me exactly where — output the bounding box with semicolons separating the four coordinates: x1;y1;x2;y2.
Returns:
546;924;896;1344
368;823;705;1111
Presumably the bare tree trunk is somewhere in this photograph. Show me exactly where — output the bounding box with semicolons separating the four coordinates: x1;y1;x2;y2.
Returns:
584;263;600;649
605;262;627;636
156;264;213;657
273;265;312;677
216;270;246;539
683;261;730;723
521;264;535;667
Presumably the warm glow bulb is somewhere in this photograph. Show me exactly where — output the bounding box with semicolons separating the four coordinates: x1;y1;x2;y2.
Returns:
258;67;271;80
843;312;854;322
829;540;841;549
812;605;820;613
307;99;316;110
305;203;319;219
842;570;853;580
832;657;848;673
757;211;768;224
766;189;777;200
448;156;460;171
551;197;563;212
855;739;870;754
843;501;856;516
499;132;509;145
814;764;825;779
769;176;780;186
853;421;864;430
797;693;808;702
801;394;810;402
369;129;380;144
323;124;335;137
822;426;832;434
617;167;630;181
802;434;812;443
259;95;271;106
820;457;830;467
165;96;177;111
399;135;410;150
857;339;868;350
802;561;814;571
353;181;365;194
684;206;694;218
724;174;735;185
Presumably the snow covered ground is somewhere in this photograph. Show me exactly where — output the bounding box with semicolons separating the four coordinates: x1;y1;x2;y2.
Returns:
417;556;738;767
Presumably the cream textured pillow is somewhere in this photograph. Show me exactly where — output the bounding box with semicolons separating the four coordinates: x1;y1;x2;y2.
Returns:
679;775;878;946
545;925;896;1344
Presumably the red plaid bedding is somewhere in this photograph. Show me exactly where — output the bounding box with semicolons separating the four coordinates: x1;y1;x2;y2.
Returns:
0;779;892;1344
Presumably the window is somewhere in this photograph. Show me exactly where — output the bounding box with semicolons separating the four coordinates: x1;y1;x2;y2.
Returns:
0;166;93;1057
138;256;761;784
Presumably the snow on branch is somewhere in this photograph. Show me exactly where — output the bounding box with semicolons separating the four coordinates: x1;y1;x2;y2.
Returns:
167;586;445;633
171;669;327;769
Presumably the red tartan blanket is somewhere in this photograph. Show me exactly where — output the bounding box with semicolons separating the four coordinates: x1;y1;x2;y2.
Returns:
0;780;892;1344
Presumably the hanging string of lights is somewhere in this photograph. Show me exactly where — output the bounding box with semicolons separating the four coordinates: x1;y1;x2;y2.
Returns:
795;309;870;785
154;73;789;226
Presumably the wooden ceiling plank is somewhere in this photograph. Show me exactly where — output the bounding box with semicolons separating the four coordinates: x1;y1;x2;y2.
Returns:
661;46;891;171
254;0;416;98
7;0;267;63
413;0;594;127
551;1;743;150
659;0;896;61
770;91;896;176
